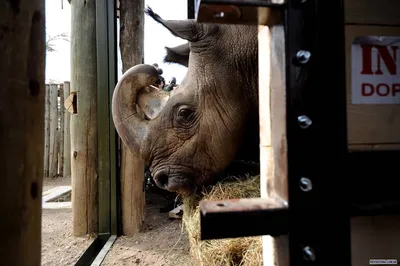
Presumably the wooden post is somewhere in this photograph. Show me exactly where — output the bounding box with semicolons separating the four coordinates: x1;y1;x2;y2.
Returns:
119;0;145;235
49;83;59;178
59;84;64;176
0;0;45;265
63;81;71;178
71;0;99;236
258;25;289;266
44;84;51;178
51;129;60;178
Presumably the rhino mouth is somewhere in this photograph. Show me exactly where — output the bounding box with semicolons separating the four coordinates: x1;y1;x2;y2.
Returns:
152;168;195;194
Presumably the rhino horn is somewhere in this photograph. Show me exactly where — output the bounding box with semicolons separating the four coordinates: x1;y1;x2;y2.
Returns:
112;64;159;160
164;42;190;67
145;6;201;42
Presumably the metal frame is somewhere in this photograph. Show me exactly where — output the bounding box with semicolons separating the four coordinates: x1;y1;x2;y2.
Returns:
74;0;119;264
195;0;400;265
284;1;351;264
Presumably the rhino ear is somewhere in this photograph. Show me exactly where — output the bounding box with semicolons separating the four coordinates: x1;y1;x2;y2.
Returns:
163;43;190;67
137;86;170;120
145;6;201;42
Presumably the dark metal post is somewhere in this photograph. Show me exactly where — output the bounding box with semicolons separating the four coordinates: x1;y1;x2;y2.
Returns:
188;0;195;19
285;0;351;265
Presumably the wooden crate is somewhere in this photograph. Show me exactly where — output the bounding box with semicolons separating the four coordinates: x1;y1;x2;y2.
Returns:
345;0;400;151
345;1;400;265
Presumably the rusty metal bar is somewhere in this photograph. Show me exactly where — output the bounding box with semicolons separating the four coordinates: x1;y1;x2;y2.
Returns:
200;198;288;240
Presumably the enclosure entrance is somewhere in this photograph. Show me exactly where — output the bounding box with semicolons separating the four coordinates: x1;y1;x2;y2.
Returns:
42;0;197;265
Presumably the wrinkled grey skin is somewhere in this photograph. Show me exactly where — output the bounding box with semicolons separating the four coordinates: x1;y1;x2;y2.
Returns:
113;7;259;195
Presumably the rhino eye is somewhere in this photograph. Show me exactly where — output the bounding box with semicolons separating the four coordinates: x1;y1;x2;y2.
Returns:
177;107;195;123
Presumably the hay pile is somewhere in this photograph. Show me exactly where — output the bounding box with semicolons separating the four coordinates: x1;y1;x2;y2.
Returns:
182;175;262;266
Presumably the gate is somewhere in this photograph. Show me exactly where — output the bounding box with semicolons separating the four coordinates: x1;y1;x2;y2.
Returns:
194;1;400;265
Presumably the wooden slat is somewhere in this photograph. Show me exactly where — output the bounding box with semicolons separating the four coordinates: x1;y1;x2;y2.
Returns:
258;24;289;266
344;0;400;26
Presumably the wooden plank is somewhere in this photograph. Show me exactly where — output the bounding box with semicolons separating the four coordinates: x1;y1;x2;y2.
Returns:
50;129;60;178
42;186;72;203
49;84;59;177
351;216;400;266
44;84;51;178
345;25;400;150
344;0;400;26
59;84;64;176
0;1;45;265
119;0;146;235
63;81;71;178
71;0;99;236
42;202;72;209
349;144;400;151
258;24;289;266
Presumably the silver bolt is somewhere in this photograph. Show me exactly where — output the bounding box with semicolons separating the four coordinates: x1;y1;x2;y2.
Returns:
296;50;311;64
297;115;312;129
303;246;316;261
213;12;225;18
299;177;312;192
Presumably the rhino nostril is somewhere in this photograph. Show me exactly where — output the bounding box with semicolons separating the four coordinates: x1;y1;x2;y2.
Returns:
154;170;169;188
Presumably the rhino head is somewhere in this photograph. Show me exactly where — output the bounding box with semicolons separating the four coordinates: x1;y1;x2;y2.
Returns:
112;7;259;195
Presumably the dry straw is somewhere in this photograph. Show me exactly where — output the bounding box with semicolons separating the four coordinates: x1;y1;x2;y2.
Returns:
182;175;262;266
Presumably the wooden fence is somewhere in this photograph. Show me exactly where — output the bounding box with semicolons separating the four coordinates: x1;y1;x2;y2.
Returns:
44;82;71;178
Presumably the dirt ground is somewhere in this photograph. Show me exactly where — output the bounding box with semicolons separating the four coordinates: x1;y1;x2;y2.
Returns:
102;193;192;266
41;176;192;266
42;176;95;266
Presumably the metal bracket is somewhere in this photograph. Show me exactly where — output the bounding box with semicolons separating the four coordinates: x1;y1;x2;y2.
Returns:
200;197;288;240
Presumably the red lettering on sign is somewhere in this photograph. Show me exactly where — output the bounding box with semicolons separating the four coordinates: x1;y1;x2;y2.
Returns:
361;45;373;75
376;83;390;96
360;45;398;75
361;83;400;97
392;84;400;96
361;83;374;96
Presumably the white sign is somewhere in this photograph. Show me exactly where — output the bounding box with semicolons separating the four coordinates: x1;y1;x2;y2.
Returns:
351;36;400;104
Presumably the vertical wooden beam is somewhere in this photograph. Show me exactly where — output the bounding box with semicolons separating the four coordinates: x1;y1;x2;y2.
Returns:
119;0;145;235
44;84;51;178
71;0;99;236
0;0;45;265
50;129;60;178
49;83;59;178
59;84;64;176
258;25;289;266
63;81;72;178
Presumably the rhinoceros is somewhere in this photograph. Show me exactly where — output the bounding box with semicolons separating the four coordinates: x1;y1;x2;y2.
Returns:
112;7;259;195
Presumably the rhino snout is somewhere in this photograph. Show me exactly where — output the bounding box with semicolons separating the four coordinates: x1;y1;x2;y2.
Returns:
153;169;193;194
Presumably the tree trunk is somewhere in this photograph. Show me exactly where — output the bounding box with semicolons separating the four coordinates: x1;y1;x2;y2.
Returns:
71;0;98;236
44;84;51;178
0;1;45;265
59;84;64;176
119;0;145;235
49;83;59;178
63;81;71;178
